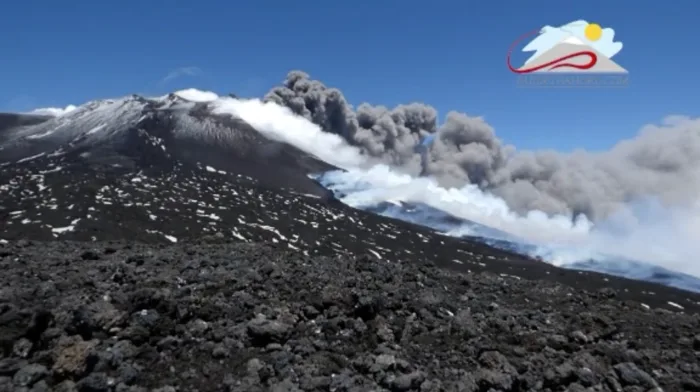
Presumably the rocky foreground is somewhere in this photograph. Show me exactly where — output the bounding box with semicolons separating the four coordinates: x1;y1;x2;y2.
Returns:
1;240;699;392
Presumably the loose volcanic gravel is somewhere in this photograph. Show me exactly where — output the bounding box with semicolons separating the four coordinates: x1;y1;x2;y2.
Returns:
1;240;700;392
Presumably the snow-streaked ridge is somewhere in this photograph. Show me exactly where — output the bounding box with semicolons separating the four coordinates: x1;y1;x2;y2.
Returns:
11;97;149;143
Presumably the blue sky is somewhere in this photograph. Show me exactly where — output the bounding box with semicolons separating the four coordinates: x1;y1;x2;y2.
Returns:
1;0;697;151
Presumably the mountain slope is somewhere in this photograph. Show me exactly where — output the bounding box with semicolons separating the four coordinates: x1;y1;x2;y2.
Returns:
2;92;699;313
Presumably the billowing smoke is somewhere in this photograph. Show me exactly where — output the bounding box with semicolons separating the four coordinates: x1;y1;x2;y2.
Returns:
264;70;438;176
265;70;700;222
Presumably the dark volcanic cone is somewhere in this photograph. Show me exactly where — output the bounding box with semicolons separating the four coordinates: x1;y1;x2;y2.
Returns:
0;94;335;197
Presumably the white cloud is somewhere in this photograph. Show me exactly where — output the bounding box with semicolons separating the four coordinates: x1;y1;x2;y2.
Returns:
161;66;203;84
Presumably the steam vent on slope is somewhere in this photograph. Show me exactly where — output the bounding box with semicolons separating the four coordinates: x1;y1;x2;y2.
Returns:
1;73;700;392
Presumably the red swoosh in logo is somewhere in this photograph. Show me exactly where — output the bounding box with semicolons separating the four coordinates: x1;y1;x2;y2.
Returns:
507;29;598;74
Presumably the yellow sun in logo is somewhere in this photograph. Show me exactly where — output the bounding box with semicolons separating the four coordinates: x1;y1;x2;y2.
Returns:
584;23;602;41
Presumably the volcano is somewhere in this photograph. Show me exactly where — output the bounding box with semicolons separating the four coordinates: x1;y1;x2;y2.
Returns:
0;93;336;199
1;90;699;392
2;90;698;299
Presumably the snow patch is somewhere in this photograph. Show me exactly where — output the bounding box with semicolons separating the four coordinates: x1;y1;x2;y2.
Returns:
86;124;107;135
17;152;46;163
51;225;75;234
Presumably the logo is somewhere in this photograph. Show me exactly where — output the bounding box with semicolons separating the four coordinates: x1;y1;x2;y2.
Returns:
507;20;628;88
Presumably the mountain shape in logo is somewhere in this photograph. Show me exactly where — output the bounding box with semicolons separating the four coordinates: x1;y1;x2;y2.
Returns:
518;36;627;74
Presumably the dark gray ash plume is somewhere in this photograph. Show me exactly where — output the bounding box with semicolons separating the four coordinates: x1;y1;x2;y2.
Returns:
265;71;700;222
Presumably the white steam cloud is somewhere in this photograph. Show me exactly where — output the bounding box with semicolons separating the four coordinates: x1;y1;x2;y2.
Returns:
317;165;593;244
212;98;367;170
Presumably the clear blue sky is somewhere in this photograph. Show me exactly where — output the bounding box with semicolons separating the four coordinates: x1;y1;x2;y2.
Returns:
1;0;697;151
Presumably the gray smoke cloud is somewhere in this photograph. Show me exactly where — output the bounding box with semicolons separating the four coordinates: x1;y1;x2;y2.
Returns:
265;70;700;222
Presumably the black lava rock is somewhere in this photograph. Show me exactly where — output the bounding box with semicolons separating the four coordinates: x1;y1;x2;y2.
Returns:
0;241;697;391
